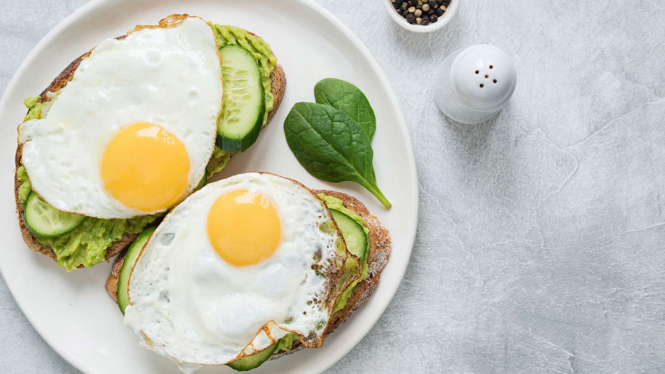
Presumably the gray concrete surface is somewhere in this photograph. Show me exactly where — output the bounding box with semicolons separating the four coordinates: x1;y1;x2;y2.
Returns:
3;0;665;373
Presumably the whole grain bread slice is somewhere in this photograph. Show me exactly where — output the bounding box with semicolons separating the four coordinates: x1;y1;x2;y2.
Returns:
104;189;392;358
15;28;286;267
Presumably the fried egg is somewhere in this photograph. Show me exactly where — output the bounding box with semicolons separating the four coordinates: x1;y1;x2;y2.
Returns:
123;173;360;370
17;15;223;218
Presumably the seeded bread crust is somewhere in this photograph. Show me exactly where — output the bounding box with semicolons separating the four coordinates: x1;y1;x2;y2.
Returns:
15;32;286;268
104;189;392;358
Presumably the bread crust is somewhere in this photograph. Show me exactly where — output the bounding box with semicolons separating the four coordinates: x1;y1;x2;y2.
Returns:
15;30;286;268
104;189;392;360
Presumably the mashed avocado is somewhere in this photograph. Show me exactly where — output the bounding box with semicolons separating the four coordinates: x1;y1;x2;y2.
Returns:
274;333;298;354
40;214;158;272
206;145;231;179
16;166;32;206
274;194;371;354
334;264;369;313
212;24;277;125
23;97;42;121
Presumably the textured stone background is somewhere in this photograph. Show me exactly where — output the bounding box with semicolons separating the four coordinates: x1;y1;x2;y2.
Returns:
3;0;665;373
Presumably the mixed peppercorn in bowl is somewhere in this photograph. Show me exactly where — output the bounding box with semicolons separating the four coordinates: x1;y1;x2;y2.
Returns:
382;0;458;33
392;0;451;25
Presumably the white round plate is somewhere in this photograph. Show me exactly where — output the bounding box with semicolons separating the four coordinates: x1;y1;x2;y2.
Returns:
0;0;418;373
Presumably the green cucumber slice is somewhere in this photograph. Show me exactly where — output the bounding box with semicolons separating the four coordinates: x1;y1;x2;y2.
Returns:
117;226;156;315
24;192;86;238
227;343;277;371
217;44;265;153
331;209;369;263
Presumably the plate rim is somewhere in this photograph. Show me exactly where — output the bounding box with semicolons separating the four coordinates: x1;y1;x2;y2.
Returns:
0;0;419;373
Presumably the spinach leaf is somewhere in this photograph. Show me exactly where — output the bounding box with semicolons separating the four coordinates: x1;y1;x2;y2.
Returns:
284;103;391;208
314;78;376;140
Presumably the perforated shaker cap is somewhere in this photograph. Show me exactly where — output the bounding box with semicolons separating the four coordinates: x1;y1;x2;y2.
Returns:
450;45;517;112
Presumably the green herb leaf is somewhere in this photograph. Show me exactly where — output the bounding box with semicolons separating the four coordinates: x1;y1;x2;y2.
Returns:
314;78;376;140
284;103;391;208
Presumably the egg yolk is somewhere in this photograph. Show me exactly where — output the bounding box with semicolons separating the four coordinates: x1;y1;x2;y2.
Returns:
207;190;281;266
101;122;190;212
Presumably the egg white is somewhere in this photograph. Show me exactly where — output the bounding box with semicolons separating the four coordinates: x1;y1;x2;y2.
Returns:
17;16;222;218
124;173;356;369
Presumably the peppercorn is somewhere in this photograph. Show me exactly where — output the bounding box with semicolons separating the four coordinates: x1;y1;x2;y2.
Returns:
392;0;445;26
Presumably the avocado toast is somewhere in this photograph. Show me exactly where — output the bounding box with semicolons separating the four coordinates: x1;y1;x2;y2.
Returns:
105;188;391;370
14;16;287;271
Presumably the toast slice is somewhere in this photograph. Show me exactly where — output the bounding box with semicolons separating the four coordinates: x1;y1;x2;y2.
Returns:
14;31;286;266
104;190;392;358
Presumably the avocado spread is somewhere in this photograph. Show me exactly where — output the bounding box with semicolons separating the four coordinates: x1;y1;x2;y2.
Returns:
274;333;299;354
206;145;231;179
23;96;41;121
274;194;371;355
